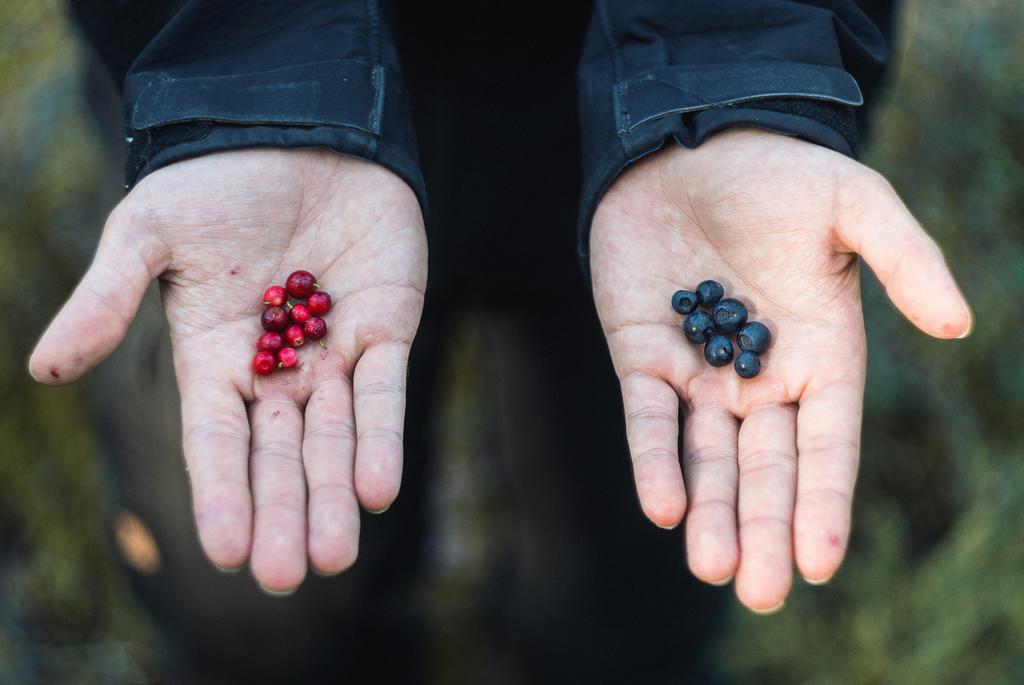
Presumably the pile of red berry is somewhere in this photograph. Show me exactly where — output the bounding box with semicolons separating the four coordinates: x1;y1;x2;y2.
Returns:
252;269;332;376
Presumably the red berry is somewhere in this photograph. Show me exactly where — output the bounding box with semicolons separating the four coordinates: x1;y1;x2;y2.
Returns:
263;285;287;308
256;332;283;353
285;270;318;298
261;306;289;332
253;351;275;376
304;317;327;341
277;347;298;369
307;291;332;316
285;324;305;347
290;303;311;325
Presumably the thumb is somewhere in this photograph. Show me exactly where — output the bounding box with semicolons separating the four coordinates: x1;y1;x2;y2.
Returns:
29;204;169;384
836;170;973;339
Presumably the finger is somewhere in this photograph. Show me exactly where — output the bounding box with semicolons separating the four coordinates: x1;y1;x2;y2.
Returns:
682;404;739;585
734;404;798;613
303;353;360;575
621;372;685;528
837;171;971;339
794;379;863;584
181;377;253;571
352;341;410;513
29;206;169;384
249;395;307;593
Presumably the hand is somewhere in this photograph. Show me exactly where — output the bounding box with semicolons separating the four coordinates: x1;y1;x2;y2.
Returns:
30;150;427;593
590;129;970;612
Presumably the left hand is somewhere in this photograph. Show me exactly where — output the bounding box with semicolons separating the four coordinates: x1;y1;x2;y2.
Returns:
589;129;971;612
29;149;427;593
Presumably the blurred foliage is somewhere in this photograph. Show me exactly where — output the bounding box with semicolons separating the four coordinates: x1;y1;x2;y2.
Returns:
0;0;1021;684
0;1;155;683
712;0;1024;683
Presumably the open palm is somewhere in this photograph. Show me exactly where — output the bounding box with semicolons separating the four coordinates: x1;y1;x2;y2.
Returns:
30;149;426;593
591;130;970;612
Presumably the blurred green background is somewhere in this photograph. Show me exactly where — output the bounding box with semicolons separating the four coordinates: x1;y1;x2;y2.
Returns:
1;1;1022;683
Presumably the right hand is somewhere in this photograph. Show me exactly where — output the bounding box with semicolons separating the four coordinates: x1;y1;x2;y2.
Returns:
589;131;971;611
29;149;427;593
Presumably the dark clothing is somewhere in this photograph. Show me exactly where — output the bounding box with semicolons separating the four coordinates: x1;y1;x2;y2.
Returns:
73;2;896;682
71;0;892;262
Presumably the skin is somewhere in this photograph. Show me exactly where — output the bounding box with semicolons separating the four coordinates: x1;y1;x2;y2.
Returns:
30;130;971;611
590;129;972;613
29;149;427;594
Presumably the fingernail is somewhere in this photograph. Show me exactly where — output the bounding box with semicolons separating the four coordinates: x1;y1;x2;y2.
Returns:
311;553;358;577
366;505;391;515
708;574;734;586
957;301;974;339
803;573;833;586
655;521;680;531
750;600;785;615
258;583;297;598
212;563;242;575
311;567;342;578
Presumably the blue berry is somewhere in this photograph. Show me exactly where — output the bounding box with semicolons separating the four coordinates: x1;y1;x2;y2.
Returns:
737;321;771;354
712;298;748;333
704;335;734;367
696;280;725;306
683;310;714;343
671;290;699;315
734;351;762;379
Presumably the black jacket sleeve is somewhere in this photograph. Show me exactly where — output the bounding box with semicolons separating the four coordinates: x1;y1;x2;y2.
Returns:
577;0;892;263
71;0;426;212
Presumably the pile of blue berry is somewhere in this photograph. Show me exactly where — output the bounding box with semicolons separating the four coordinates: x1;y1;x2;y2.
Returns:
671;280;771;379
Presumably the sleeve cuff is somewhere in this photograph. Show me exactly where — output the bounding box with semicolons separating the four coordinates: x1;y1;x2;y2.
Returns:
578;61;865;269
614;61;862;137
122;58;426;216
